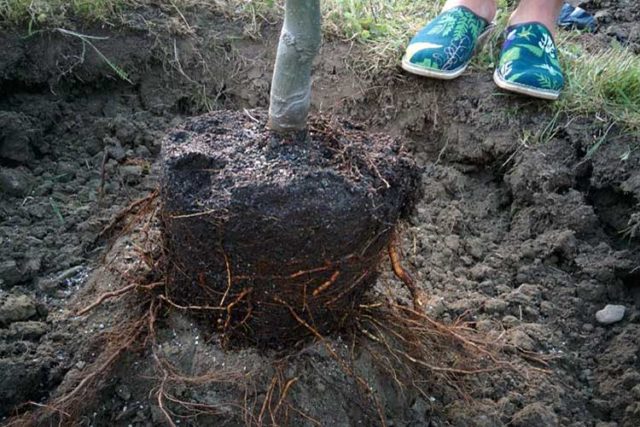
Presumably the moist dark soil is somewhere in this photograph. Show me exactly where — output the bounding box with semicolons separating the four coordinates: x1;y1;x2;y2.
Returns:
161;110;418;345
580;0;640;53
1;1;640;425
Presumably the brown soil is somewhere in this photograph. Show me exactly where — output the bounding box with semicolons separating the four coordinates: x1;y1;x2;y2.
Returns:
1;1;639;426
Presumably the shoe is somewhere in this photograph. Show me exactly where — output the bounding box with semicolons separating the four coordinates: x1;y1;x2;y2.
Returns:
402;6;494;80
493;22;565;100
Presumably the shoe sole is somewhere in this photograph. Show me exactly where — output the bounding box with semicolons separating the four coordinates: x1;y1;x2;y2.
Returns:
401;59;468;80
401;23;496;81
493;69;560;100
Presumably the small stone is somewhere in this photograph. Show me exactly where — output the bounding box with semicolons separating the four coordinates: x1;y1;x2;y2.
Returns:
0;294;38;326
595;304;626;325
75;361;86;370
511;402;558;427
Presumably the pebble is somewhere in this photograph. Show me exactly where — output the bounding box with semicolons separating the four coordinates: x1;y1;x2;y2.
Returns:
595;304;625;325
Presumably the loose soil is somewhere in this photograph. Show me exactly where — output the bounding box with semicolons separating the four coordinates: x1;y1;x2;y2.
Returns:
1;1;639;426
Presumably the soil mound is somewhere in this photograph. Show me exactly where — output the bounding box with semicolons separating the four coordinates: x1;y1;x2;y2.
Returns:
161;110;419;345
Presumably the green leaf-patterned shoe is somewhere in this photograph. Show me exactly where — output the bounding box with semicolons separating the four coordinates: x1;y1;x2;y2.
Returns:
402;6;494;80
493;22;565;100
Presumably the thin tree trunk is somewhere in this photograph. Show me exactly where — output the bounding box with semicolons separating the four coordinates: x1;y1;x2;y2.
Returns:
268;0;321;133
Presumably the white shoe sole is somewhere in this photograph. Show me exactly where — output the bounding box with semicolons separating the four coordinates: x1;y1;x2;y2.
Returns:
493;69;560;100
401;23;495;81
401;59;467;80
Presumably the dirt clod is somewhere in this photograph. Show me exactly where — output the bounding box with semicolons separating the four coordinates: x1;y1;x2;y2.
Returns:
0;294;39;326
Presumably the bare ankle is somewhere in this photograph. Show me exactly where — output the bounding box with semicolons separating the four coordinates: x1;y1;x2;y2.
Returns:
508;0;563;34
442;0;497;22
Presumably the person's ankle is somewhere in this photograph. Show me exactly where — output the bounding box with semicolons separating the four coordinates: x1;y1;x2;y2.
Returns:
508;8;558;35
442;0;497;23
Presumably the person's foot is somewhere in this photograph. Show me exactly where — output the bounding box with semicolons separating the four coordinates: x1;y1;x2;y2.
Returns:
493;22;564;100
401;5;495;80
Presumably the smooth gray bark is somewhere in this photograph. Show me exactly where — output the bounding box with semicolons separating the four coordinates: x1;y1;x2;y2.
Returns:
268;0;321;133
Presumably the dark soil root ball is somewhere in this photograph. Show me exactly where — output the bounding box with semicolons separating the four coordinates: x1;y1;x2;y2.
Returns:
161;109;419;346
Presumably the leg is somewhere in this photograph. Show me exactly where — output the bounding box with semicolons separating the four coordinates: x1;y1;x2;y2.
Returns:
442;0;496;23
509;0;564;33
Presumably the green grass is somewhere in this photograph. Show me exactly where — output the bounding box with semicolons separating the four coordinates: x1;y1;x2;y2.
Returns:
557;42;640;131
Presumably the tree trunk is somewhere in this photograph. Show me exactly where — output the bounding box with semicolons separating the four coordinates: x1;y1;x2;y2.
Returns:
268;0;321;133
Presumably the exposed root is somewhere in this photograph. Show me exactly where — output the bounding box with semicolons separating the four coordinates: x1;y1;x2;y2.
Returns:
312;270;340;296
8;309;152;426
93;189;159;246
276;296;388;427
388;232;426;310
5;192;551;427
76;281;163;316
